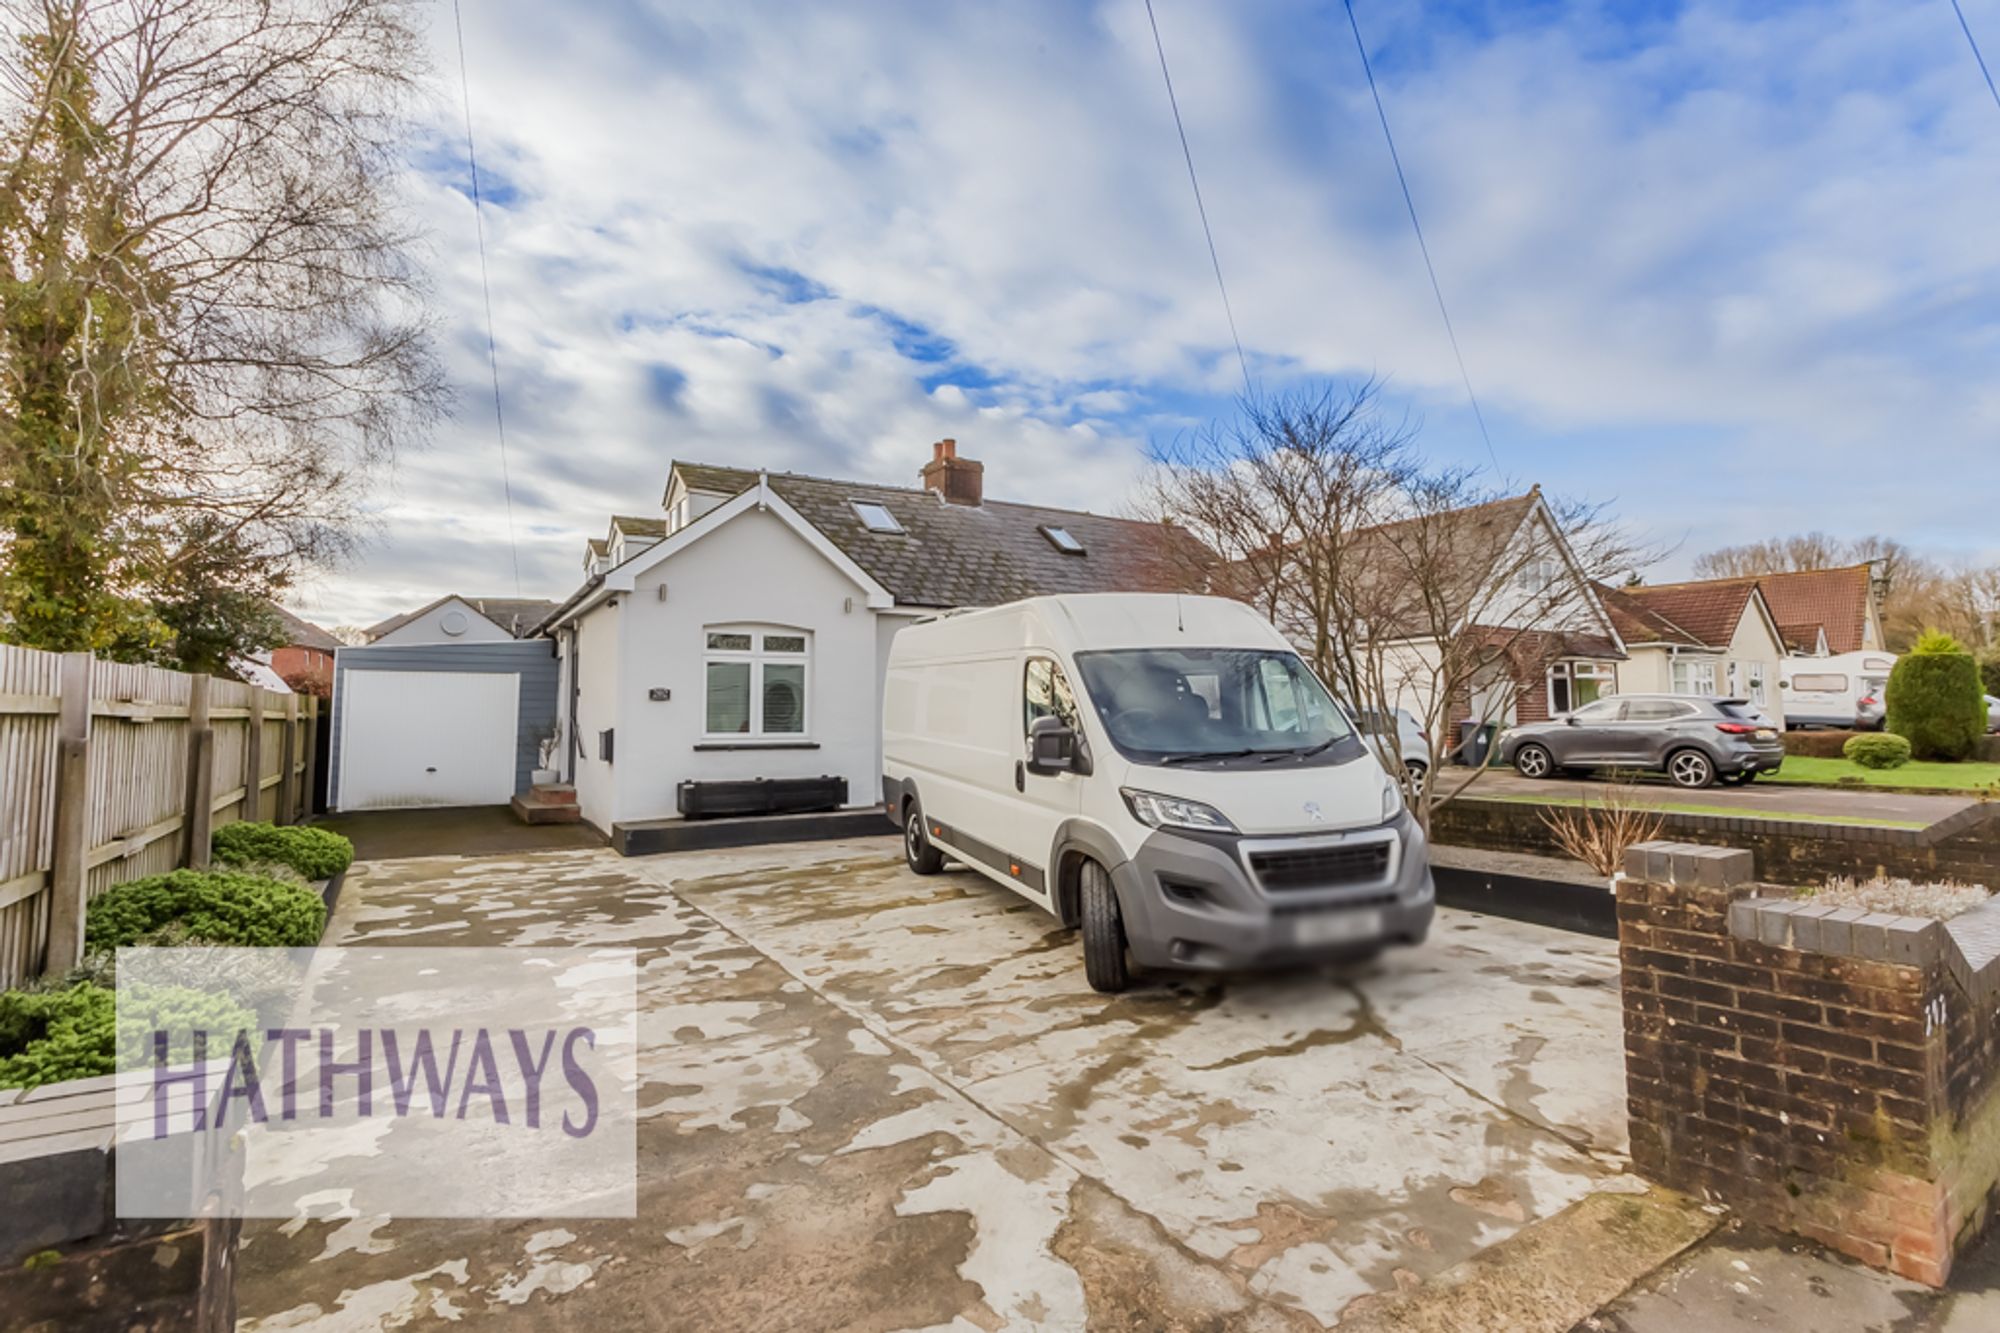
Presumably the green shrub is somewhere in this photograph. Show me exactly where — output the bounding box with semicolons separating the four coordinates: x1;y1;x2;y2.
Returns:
84;869;326;952
1843;733;1912;770
0;984;114;1090
115;981;260;1069
211;822;353;880
1886;630;1986;761
1983;653;2000;701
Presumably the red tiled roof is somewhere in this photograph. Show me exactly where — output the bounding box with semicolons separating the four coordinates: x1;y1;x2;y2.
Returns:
1604;577;1761;649
1594;582;1708;649
1755;564;1874;654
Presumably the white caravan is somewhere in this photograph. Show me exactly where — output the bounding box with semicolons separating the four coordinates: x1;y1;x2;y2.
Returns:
881;594;1435;992
1777;651;1898;729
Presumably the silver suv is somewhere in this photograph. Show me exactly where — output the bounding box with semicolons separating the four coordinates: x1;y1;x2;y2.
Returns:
1351;707;1434;797
1498;695;1785;789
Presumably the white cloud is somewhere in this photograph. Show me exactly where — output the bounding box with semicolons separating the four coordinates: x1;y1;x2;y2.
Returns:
290;0;2000;626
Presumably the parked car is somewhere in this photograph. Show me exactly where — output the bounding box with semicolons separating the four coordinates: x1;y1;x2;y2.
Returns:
1351;707;1434;797
1857;693;2000;734
1497;694;1785;789
882;594;1435;993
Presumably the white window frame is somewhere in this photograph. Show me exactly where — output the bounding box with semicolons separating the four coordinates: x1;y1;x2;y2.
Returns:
1546;660;1616;714
1670;658;1719;697
850;500;905;534
702;625;811;740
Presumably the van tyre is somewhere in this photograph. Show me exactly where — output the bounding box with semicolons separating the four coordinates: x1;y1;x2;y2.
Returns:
905;806;945;875
1666;749;1716;789
1078;859;1129;994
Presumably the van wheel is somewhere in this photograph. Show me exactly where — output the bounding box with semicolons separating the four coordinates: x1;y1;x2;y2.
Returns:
904;806;945;875
1078;860;1129;994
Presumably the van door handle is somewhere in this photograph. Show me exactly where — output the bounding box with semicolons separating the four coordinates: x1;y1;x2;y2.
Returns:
1014;761;1025;792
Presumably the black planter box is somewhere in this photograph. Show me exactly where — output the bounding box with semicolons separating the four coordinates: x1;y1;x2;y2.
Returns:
676;775;847;819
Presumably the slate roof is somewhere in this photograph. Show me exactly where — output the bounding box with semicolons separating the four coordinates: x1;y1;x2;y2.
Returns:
1599;578;1760;649
665;462;1211;608
1755;564;1875;654
269;604;341;652
367;595;560;641
611;515;666;538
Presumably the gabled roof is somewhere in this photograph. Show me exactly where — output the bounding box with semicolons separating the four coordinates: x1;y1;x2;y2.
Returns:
586;537;609;558
657;461;1210;608
1601;577;1763;650
610;515;666;538
269;604;341;652
1755;564;1875;655
367;594;559;641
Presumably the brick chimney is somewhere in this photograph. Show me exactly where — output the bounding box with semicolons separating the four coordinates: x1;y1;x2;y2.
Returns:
919;438;983;507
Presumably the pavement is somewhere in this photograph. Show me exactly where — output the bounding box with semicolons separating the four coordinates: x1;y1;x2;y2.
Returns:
1443;770;1975;827
233;833;1696;1330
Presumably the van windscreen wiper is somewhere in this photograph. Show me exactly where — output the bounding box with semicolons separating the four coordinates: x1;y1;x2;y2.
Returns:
1156;748;1265;766
1264;735;1343;761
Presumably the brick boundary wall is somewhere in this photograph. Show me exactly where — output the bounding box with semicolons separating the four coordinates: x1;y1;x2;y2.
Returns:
1617;841;2000;1285
1434;796;1999;886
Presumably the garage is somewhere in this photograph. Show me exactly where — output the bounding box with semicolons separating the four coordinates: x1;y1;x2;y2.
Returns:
330;641;558;811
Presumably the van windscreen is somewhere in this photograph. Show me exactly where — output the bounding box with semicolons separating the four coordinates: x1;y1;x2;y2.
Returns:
1074;648;1356;765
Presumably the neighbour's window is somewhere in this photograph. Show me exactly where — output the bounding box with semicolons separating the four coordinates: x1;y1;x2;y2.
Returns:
1790;673;1848;692
1023;657;1081;735
1670;660;1719;696
1040;525;1086;554
1514;558;1561;593
1548;661;1615;714
704;626;809;737
851;501;904;534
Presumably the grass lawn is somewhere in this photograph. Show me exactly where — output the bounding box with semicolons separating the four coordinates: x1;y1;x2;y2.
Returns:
1765;756;2000;792
1473;792;1929;829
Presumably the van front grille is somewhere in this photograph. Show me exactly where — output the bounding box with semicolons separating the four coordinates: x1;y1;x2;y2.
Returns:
1248;841;1392;892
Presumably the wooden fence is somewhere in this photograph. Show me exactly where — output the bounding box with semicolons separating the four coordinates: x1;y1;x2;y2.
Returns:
0;644;320;990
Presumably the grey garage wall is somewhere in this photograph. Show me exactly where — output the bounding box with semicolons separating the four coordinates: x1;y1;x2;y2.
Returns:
330;640;559;808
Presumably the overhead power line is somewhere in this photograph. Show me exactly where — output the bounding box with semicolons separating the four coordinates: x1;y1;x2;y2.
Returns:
1143;0;1255;397
1951;0;2000;116
452;0;523;596
1340;0;1499;472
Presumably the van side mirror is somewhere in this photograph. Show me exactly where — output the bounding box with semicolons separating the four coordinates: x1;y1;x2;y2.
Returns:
1027;716;1088;776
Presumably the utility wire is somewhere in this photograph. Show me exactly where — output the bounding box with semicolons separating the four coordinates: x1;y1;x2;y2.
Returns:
1951;0;2000;116
452;0;523;596
1143;0;1255;397
1340;0;1499;472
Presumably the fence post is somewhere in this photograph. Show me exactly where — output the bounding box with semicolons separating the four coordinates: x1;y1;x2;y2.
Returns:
184;674;215;868
276;694;299;826
301;694;320;818
44;651;94;976
244;690;264;824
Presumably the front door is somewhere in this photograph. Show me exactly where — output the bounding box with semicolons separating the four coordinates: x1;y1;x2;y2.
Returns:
1015;656;1082;902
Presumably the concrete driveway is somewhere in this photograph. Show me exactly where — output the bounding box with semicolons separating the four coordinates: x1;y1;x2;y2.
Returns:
236;836;1684;1330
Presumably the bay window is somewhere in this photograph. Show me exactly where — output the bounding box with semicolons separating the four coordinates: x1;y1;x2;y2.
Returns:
704;627;809;738
1547;661;1615;714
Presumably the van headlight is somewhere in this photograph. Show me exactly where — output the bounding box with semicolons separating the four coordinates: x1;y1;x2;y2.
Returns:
1121;788;1237;834
1382;780;1404;822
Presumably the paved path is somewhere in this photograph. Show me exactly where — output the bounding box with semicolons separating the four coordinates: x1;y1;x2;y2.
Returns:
1447;770;1974;827
235;837;1673;1331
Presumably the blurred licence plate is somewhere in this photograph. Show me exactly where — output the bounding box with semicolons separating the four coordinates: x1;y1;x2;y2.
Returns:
1756;729;1776;740
1293;909;1383;946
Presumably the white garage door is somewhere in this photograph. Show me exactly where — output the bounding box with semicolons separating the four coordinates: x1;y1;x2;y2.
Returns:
338;670;520;809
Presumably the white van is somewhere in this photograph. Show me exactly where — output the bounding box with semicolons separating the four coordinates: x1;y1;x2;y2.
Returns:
881;594;1434;992
1777;651;1898;729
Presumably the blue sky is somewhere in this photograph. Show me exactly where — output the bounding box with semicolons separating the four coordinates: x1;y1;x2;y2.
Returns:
298;0;2000;627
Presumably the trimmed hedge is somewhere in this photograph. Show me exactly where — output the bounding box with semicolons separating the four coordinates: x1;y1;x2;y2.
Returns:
1782;730;1861;759
114;981;260;1069
212;822;353;881
83;869;326;952
0;984;114;1090
1886;630;1986;761
1843;733;1912;770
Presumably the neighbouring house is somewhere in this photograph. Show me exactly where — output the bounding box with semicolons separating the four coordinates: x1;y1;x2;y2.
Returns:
1754;563;1887;656
540;439;1209;845
1595;578;1790;725
267;605;342;697
1355;488;1628;735
365;594;559;646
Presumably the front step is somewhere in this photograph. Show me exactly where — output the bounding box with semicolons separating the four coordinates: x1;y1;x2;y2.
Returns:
512;784;581;825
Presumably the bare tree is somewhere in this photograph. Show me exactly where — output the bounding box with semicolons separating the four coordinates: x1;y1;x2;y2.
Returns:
0;0;444;653
1141;384;1654;830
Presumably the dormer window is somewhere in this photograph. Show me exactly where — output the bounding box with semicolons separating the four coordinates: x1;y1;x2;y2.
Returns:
852;501;904;534
1040;525;1085;555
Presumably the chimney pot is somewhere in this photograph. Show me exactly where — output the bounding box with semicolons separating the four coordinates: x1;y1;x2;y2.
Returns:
920;439;982;506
